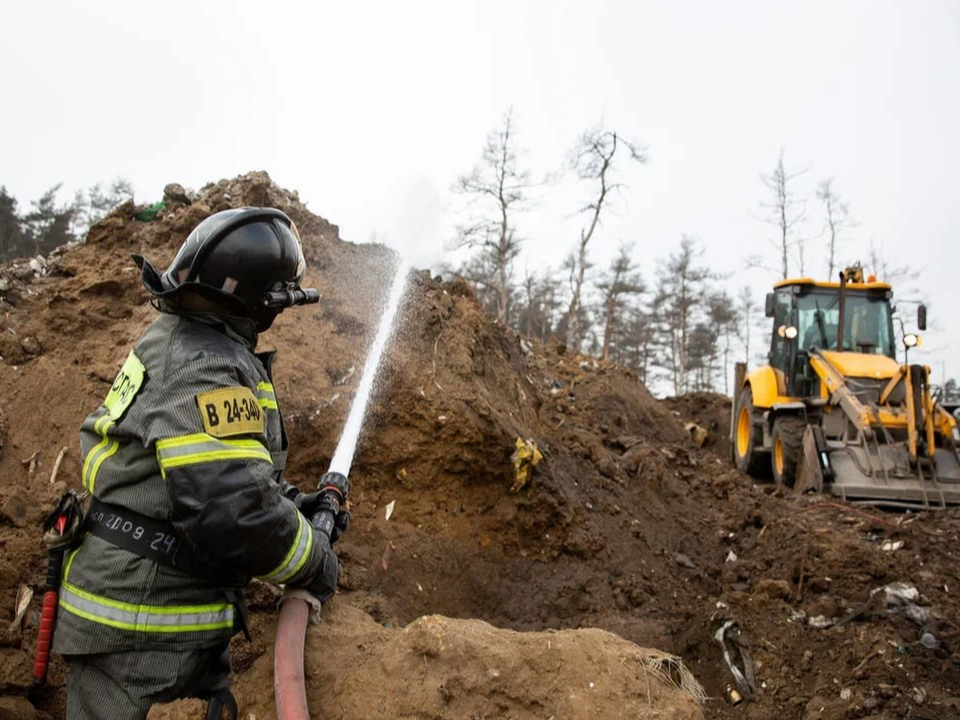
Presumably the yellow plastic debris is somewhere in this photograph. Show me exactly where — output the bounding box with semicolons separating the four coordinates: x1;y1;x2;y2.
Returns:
511;437;543;492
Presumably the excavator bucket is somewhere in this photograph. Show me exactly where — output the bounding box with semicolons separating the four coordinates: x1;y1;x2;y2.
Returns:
823;442;960;509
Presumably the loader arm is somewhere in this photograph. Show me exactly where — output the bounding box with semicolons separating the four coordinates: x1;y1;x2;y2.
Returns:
808;350;876;438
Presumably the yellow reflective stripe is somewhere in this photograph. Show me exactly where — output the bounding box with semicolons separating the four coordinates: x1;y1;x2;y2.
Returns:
258;510;313;584
63;547;81;583
88;440;119;495
287;516;313;581
63;581;227;614
157;433;267;450
257;382;278;410
59;600;233;633
60;581;234;633
156;433;272;473
260;511;303;581
82;416;117;492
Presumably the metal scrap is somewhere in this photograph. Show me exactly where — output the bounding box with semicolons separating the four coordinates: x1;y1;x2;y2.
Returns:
714;619;755;703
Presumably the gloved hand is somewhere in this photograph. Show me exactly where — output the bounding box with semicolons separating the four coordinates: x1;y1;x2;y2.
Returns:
281;474;351;544
299;533;339;605
300;472;351;544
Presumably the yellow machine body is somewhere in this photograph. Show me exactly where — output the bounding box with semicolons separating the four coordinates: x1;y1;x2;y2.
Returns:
733;272;960;508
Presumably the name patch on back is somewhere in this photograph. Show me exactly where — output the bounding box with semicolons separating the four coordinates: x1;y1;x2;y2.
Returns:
196;387;264;437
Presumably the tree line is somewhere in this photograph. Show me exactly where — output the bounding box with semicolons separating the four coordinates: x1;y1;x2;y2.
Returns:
0;179;133;261
448;111;910;396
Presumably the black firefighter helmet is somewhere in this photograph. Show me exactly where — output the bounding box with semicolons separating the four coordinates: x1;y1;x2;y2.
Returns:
133;207;319;331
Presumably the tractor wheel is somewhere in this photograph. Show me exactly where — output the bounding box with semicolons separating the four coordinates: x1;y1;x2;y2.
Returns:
771;415;805;487
734;388;765;477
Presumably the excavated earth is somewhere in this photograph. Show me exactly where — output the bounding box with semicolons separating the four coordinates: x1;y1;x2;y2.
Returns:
0;172;958;720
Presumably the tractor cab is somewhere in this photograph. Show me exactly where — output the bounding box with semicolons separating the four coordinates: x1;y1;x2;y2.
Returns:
766;267;897;398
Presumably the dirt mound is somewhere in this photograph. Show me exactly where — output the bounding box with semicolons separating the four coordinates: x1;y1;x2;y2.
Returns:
663;392;732;459
232;602;701;720
1;172;959;720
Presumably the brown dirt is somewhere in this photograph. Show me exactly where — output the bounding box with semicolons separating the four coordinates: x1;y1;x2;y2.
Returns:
0;172;958;720
663;392;733;460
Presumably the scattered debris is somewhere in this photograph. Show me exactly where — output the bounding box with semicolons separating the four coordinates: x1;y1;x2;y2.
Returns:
333;366;356;386
384;500;396;522
0;584;33;647
49;446;68;485
714;620;755;703
684;422;709;448
381;542;396;571
510;437;542;492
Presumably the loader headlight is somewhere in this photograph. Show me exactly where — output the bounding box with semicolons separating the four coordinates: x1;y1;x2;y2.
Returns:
778;325;798;340
903;333;921;348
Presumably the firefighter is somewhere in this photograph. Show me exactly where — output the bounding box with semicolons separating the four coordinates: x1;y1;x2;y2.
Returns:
53;207;348;719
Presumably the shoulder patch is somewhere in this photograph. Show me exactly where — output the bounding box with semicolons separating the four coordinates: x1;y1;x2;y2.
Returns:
196;387;265;438
104;351;146;420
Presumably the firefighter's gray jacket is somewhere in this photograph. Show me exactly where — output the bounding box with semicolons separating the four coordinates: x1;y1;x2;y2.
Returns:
54;311;326;654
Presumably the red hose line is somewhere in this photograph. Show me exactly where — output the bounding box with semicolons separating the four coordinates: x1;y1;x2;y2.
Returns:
275;598;310;719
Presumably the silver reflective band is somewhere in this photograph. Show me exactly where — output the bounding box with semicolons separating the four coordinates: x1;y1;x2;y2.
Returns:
60;582;234;633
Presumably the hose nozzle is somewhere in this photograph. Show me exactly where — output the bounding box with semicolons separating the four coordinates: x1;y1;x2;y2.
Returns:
263;287;320;308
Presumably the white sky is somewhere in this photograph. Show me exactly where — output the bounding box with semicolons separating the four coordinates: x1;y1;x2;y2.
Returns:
2;0;958;381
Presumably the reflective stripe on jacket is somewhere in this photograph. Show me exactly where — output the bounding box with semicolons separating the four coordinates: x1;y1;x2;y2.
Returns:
55;312;324;654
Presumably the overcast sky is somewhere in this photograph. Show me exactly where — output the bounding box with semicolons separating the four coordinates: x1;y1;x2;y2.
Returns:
3;1;958;381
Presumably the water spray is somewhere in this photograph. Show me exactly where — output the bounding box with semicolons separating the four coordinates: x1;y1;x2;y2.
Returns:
275;258;410;720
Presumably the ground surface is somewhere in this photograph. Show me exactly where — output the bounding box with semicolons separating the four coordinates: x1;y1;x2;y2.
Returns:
0;172;957;720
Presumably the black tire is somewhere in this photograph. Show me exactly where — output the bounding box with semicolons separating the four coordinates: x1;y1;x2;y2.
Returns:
734;388;765;477
771;415;805;487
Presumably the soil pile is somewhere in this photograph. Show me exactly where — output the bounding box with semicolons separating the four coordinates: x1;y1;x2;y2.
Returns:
0;172;958;719
236;603;701;720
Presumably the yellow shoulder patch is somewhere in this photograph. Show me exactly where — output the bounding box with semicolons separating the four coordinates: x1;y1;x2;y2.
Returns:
104;351;146;420
195;387;265;438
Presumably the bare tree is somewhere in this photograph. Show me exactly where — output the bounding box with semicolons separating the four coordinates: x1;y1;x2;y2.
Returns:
816;178;855;279
707;290;738;394
753;149;807;278
515;268;564;342
654;236;713;395
686;322;718;391
452;108;536;323
72;177;135;238
454;251;512;320
735;285;760;367
596;244;645;360
563;126;647;350
619;305;657;385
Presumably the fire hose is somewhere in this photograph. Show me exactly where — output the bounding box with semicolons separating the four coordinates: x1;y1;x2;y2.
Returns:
274;260;408;720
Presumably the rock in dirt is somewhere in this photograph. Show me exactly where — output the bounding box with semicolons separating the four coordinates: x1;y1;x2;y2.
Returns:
162;183;192;207
0;490;29;528
235;603;705;719
145;698;206;720
755;578;793;600
0;696;37;720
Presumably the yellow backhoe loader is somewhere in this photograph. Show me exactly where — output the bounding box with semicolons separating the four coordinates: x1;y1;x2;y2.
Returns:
731;265;960;508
